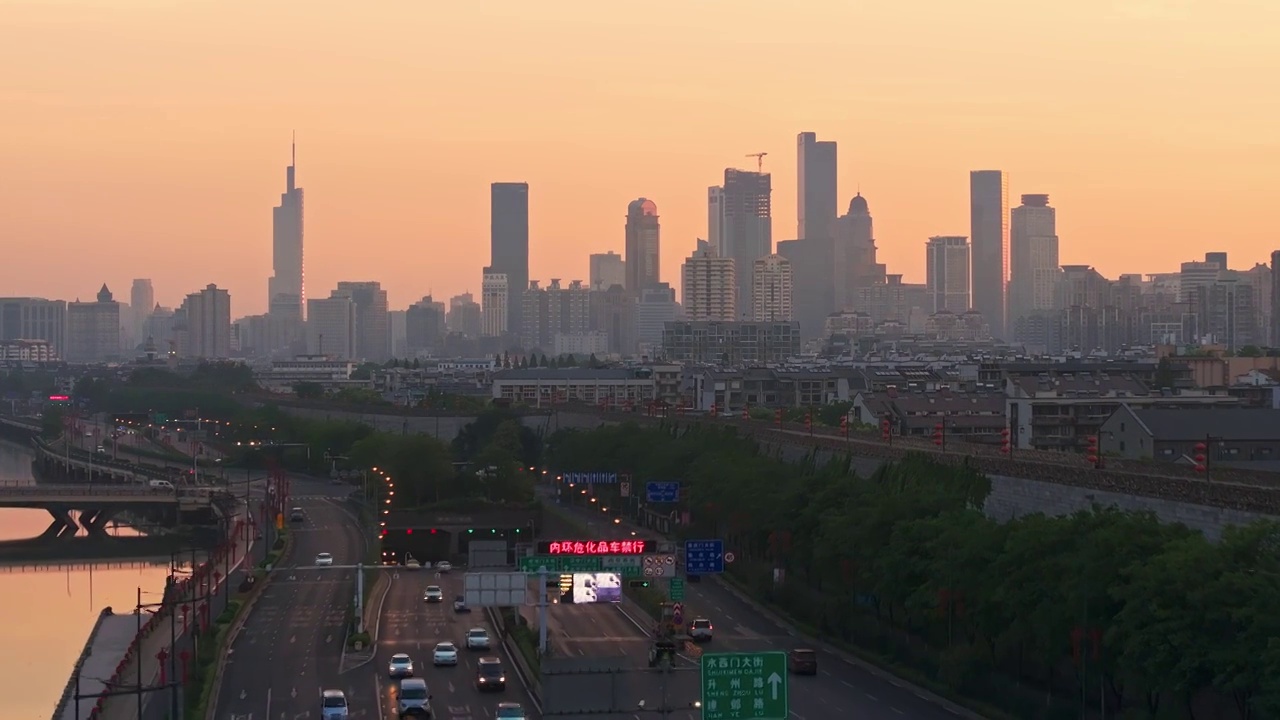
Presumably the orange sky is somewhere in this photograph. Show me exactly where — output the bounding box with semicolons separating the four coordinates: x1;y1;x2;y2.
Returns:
3;0;1279;315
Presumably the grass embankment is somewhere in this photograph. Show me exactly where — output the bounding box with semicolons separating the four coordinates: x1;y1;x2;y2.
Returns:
499;607;541;674
184;527;292;720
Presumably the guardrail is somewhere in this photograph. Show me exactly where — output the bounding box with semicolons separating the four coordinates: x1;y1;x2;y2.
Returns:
485;606;542;713
0;481;221;501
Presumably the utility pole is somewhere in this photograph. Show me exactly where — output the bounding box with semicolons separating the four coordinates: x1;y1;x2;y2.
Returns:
537;565;549;655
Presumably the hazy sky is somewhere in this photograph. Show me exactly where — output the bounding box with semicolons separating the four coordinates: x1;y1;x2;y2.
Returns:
3;0;1278;315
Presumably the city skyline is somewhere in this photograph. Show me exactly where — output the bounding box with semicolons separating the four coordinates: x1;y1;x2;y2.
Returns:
4;2;1277;313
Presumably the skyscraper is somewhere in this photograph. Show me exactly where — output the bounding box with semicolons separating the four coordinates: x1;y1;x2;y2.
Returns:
1009;194;1059;324
66;285;121;363
834;193;884;312
269;139;305;352
306;295;356;359
491;183;530;338
1271;251;1280;346
624;199;661;295
334;281;390;361
681;241;736;321
721;168;772;316
481;270;509;338
589;252;626;291
752;254;794;322
925;236;972;314
969;170;1009;337
793;133;838;337
130;279;154;341
797;132;838;247
707;186;726;257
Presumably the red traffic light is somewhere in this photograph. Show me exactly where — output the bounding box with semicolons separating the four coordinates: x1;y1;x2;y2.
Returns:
406;528;412;534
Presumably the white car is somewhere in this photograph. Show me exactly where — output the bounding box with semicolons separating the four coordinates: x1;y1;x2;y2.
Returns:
465;628;491;650
423;586;444;603
315;552;334;567
495;703;526;720
388;653;414;678
433;641;459;666
436;561;453;573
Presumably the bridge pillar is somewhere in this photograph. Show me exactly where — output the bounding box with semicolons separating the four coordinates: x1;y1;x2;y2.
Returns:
79;508;120;538
41;506;78;539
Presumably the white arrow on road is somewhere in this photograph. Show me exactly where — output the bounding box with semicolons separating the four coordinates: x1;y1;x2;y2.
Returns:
289;635;296;644
325;634;332;643
767;672;782;699
239;690;247;700
290;688;298;699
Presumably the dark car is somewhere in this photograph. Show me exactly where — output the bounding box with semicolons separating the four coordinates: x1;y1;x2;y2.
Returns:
475;657;506;692
788;648;818;675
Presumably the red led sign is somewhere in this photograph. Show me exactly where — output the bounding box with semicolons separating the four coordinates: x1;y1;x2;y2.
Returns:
540;540;648;555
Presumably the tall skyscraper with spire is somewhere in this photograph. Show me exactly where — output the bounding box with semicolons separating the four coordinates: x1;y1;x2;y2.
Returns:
268;138;305;354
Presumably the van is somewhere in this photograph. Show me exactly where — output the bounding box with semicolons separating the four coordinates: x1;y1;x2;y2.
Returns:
149;479;174;491
396;678;432;716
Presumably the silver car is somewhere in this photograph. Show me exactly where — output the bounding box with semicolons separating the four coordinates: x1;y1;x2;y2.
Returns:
465;627;491;650
388;653;414;678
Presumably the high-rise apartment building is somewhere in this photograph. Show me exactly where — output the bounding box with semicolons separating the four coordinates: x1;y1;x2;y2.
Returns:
179;284;232;358
269;141;305;353
681;242;737;322
720;168;772;314
636;283;679;357
130;279;154;340
624;199;661;295
1271;251;1280;346
481;270;509;338
969;170;1009;337
406;296;446;356
448;293;482;338
306;296;356;359
707;187;726;257
752;254;794;322
589;251;626;291
491;183;529;338
1180;254;1225;302
334;281;390;361
521;279;591;351
0;297;66;358
589;284;637;356
66;285;121;363
925;236;972;314
1009;194;1060;324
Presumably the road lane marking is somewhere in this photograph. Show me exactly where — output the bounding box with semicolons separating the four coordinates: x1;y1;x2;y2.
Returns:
865;693;878;701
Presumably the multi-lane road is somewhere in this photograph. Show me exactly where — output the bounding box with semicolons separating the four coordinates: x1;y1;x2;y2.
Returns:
213;481;371;720
370;566;539;720
547;495;975;720
212;473;538;720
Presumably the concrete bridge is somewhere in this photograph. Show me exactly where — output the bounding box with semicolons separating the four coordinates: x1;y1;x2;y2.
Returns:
0;482;224;539
30;436;193;485
0;414;40;434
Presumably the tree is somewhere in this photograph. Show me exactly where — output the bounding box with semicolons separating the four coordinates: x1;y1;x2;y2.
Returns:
292;381;325;400
502;351;511;369
538;353;548;367
1237;345;1264;358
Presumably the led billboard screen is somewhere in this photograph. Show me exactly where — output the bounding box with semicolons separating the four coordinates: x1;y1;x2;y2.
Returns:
571;572;622;604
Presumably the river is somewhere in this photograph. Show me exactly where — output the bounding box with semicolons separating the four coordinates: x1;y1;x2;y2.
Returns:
0;439;173;720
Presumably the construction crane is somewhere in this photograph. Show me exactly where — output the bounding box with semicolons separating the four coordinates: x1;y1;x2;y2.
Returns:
745;152;768;172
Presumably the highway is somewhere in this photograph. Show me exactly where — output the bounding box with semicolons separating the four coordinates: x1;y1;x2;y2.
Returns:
548;493;973;720
212;477;374;719
367;563;541;720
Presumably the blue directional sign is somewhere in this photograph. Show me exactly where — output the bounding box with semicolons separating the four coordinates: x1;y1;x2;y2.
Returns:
646;481;681;503
563;472;618;485
685;539;725;574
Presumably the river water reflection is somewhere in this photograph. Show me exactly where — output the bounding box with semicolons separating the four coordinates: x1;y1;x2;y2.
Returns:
0;439;173;720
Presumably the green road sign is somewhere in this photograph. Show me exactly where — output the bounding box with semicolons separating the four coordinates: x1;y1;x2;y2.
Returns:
669;577;685;601
519;554;647;576
700;651;788;720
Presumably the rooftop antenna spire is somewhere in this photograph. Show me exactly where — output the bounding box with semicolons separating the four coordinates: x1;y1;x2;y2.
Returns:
291;130;296;167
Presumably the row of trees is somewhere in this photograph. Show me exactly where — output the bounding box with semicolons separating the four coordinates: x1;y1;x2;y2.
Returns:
547;422;1280;720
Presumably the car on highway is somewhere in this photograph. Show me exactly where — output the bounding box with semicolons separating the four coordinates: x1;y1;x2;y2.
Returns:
475;657;506;691
433;641;459;666
396;677;432;717
290;507;304;522
465;627;491;650
495;702;526;719
388;653;415;678
315;552;334;567
423;585;444;603
405;557;421;569
689;618;713;642
320;689;348;719
436;560;453;573
453;595;470;613
787;648;818;675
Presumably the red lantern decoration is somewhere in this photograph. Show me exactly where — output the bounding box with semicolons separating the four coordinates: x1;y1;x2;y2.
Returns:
155;648;169;684
179;649;191;683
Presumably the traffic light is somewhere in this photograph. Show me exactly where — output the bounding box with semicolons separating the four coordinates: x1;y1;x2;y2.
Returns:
1193;441;1208;473
1000;427;1011;455
1085;435;1101;469
467;529;474;534
629;580;651;588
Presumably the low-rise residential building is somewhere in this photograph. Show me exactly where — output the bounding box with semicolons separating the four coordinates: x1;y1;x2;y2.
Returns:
661;321;800;363
1099;406;1280;465
0;339;57;363
1007;371;1240;452
852;388;1006;443
492;367;662;406
257;355;365;392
